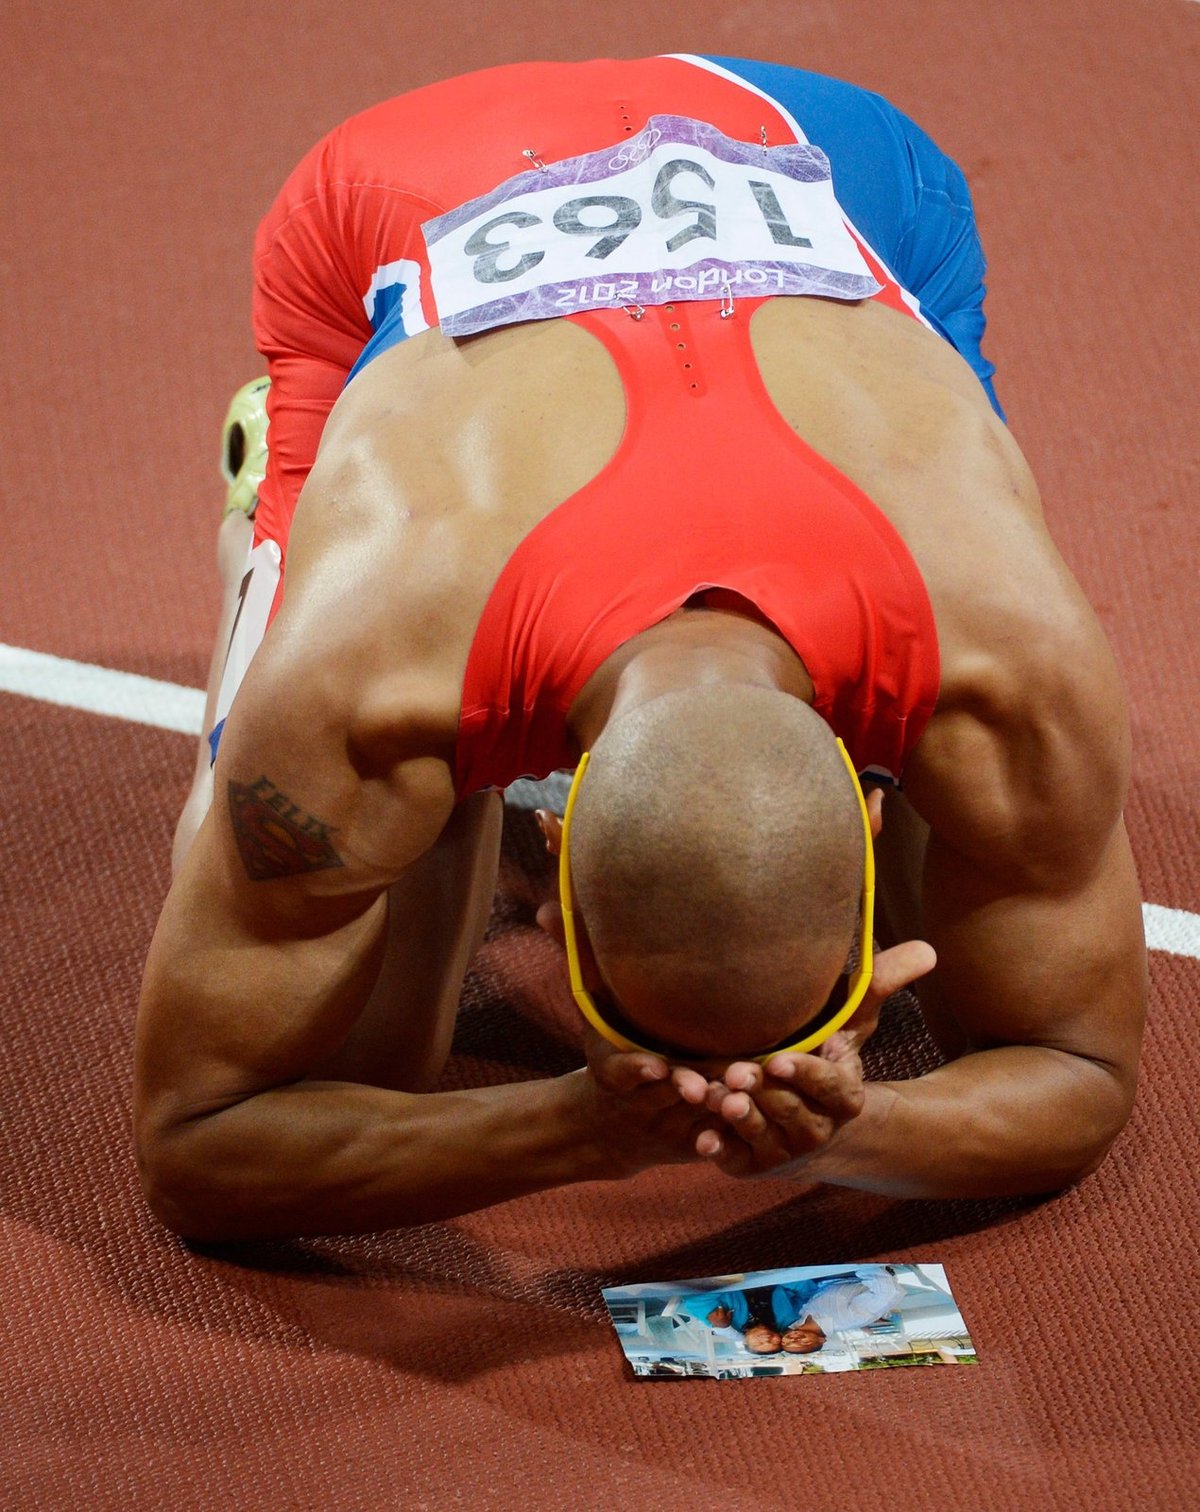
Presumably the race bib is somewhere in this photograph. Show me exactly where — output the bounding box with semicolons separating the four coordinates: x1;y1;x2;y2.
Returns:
423;116;882;337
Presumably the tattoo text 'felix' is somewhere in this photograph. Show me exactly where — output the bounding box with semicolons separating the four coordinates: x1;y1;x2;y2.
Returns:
227;776;345;881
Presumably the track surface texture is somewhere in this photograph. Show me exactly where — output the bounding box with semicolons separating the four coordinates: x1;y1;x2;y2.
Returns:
2;3;1197;1509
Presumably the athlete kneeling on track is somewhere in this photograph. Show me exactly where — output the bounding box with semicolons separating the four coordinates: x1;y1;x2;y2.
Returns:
135;57;1146;1241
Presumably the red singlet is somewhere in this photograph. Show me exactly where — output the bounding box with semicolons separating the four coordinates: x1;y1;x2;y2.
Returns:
455;296;939;794
244;60;963;788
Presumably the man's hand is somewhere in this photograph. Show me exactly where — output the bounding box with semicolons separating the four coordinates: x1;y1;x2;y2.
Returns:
693;1036;867;1177
695;939;937;1178
575;1027;722;1178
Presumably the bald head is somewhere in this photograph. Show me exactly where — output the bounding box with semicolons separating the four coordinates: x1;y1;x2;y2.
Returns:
568;687;865;1057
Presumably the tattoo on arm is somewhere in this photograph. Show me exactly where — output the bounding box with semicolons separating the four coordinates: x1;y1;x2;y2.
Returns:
227;776;345;881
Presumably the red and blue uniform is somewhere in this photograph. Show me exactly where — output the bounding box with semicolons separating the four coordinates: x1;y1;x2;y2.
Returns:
227;58;998;785
253;55;1001;552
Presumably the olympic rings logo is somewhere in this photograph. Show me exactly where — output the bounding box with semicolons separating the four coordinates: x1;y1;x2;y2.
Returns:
607;127;663;172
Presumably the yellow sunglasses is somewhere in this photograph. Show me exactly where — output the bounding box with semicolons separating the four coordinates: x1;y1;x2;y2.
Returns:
558;738;875;1063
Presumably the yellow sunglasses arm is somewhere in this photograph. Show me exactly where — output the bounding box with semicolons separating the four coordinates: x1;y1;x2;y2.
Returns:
559;754;644;1053
761;741;876;1060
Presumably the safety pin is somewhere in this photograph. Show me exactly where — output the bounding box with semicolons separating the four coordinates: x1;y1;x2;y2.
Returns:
522;147;548;171
624;303;646;321
760;125;769;147
719;282;736;319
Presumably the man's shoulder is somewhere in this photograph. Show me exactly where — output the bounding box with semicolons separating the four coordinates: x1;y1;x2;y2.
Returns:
907;608;1130;890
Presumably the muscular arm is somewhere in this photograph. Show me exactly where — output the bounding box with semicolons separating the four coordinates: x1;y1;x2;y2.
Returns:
137;819;721;1240
801;818;1146;1197
137;868;604;1240
136;629;721;1239
143;780;608;1236
718;617;1148;1198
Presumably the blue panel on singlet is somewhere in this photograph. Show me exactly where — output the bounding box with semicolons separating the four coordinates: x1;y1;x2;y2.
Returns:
698;56;1002;417
345;280;415;389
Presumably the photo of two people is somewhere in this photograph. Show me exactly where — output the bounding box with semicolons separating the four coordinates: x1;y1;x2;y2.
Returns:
603;1263;976;1379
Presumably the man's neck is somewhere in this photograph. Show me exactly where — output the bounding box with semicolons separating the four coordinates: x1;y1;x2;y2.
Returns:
567;604;815;753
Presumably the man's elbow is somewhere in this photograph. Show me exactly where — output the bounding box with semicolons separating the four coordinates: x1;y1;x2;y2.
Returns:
1067;1099;1133;1185
135;1118;258;1244
139;1173;219;1244
1049;1061;1137;1190
962;1052;1138;1199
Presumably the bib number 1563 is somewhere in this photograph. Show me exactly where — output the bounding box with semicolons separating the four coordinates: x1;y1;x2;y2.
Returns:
423;115;879;335
465;158;812;285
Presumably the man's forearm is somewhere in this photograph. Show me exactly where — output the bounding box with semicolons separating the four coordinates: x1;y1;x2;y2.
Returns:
142;1072;611;1241
796;1045;1132;1199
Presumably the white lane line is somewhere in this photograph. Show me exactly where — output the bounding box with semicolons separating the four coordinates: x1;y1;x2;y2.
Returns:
0;642;204;736
3;641;1199;959
1142;904;1200;961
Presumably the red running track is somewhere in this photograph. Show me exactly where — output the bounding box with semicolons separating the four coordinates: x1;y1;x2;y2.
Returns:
2;2;1198;1507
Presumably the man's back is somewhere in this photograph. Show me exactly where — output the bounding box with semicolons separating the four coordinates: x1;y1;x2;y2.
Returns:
247;49;1057;819
282;288;1077;797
